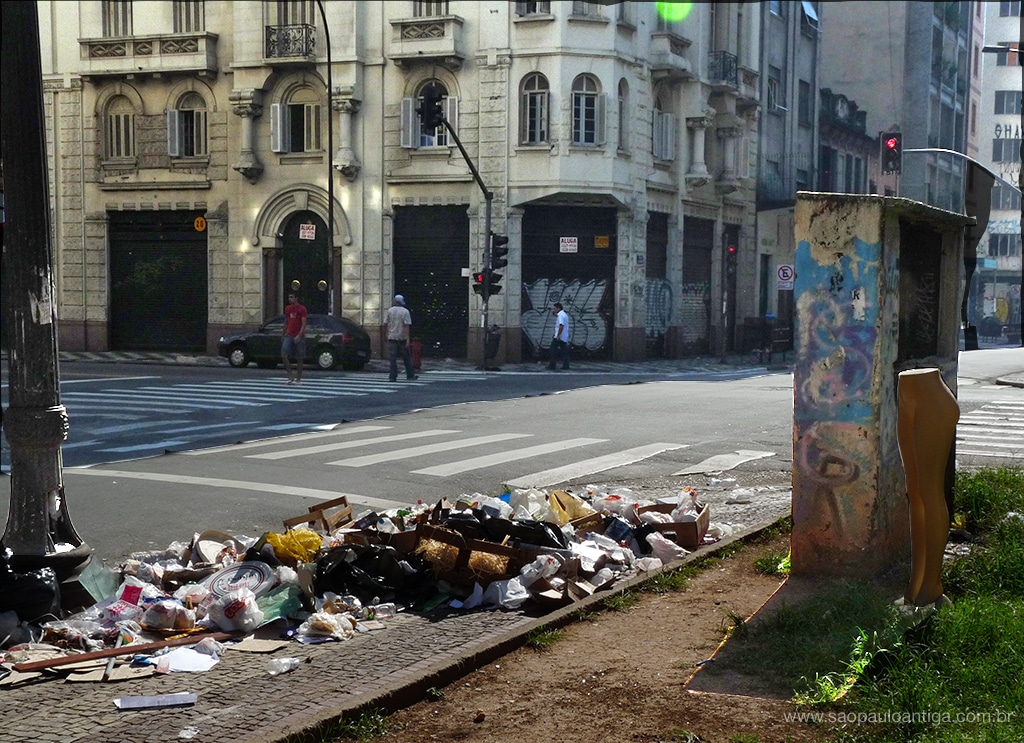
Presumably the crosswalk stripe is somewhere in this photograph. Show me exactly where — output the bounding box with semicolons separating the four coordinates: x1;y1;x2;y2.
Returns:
62;395;215;413
248;429;460;460
411;437;607;476
147;385;354;402
506;442;690;489
64;391;244;408
89;420;192;434
329;433;533;467
65;468;407;511
672;450;775;475
100;439;189;453
184;425;391;456
957;449;1024;460
131;387;274;405
200;380;393;393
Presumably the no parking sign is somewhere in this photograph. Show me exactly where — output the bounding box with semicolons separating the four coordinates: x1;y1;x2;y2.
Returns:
777;264;795;290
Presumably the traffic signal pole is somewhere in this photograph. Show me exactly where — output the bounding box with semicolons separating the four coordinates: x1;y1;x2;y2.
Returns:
439;118;493;368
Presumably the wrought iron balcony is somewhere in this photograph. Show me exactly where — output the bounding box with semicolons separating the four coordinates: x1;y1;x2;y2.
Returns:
265;24;316;62
707;50;738;91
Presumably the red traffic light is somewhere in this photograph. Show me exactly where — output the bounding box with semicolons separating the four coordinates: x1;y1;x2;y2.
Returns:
885;137;899;150
727;245;737;254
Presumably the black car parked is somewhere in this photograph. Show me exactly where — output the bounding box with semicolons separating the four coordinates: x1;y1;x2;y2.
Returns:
218;314;372;371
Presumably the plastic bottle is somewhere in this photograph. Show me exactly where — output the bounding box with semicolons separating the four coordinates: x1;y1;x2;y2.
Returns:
368;602;397;619
267;657;301;676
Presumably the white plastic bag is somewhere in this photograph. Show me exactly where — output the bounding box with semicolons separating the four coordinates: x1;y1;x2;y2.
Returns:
517;554;561;587
207;588;264;633
482;577;530;609
141;600;196;631
646;532;689;563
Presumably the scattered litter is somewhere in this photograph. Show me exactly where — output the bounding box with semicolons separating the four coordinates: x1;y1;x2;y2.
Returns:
267;657;301;676
113;692;197;710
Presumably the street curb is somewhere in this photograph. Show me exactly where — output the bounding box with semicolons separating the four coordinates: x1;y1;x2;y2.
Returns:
280;514;791;742
995;376;1024;389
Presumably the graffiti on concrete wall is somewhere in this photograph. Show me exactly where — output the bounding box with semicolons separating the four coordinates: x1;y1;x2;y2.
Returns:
794;237;881;424
522;277;610;352
678;282;710;344
645;278;673;339
792;236;884;561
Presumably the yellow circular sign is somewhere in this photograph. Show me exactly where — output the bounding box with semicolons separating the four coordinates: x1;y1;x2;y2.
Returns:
194;216;207;232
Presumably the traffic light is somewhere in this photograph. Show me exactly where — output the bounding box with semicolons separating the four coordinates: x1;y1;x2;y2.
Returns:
418;85;444;130
881;131;903;175
471;269;503;296
726;244;738;273
490;233;509;270
472;271;486;296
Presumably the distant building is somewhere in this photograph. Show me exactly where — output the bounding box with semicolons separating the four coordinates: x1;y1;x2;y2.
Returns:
974;0;1021;336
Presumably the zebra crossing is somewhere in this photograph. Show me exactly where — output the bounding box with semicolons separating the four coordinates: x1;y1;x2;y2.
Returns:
56;372;485;417
956;398;1024;461
184;424;691;489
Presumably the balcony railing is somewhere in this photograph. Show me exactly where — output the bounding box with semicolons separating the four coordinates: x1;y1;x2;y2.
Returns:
707;50;738;89
265;24;315;60
388;15;465;70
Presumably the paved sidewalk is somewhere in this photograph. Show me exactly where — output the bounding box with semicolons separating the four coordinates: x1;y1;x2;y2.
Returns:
0;520;782;743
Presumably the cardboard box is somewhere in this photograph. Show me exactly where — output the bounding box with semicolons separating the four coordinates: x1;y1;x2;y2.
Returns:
636;503;710;549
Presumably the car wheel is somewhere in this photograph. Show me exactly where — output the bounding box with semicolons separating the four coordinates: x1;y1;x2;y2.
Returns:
315;345;339;370
227;345;250;368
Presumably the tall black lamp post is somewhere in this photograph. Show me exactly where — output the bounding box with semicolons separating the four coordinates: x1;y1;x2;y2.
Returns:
1;2;90;576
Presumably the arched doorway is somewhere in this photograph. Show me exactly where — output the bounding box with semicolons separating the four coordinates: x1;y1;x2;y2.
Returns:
280;210;330;314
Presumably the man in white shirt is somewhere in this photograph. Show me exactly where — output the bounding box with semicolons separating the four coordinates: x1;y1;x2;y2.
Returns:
385;294;417;382
548;302;570;370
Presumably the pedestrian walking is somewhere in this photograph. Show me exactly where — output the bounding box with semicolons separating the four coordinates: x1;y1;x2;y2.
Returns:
548;302;570;370
386;294;417;382
281;291;307;384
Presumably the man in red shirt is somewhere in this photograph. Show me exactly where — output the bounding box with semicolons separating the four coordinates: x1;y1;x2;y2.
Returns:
281;292;308;384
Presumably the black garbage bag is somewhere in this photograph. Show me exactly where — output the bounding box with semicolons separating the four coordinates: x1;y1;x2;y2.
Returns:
313;543;428;605
436;509;484;540
0;549;61;623
477;517;569;550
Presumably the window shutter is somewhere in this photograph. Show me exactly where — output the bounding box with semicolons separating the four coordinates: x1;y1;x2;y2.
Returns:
400;97;418;149
270;103;288;153
665;112;676;160
515;2;527;15
595;93;606;145
166;109;181;157
444;96;458;137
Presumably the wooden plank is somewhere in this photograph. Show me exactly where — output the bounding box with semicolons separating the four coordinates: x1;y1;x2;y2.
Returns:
12;631;234;673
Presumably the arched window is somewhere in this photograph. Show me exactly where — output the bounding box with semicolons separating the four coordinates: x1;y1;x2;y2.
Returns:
271;86;322;154
399;80;459;149
617;78;629;151
167;91;208;157
520;73;549;145
571;74;603;145
105;95;136;160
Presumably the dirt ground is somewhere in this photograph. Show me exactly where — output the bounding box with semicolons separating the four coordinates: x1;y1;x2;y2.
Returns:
378;531;833;743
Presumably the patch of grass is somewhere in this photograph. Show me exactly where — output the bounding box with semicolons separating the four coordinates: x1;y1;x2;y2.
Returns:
721;610;747;638
424;686;445;701
290;709;391;743
753;549;791;577
525;627;563;650
827;467;1024;742
603;589;641;611
750;515;793;543
645;567;692;594
953;466;1024;532
728;734;764;743
571;607;598;623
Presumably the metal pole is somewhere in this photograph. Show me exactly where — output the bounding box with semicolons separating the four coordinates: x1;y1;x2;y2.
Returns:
315;0;335;315
0;1;88;569
442;119;493;368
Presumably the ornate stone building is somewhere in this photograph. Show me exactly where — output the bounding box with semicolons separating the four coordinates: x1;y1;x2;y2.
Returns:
39;1;761;362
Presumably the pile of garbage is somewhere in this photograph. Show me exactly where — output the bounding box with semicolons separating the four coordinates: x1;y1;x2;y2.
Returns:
1;484;718;685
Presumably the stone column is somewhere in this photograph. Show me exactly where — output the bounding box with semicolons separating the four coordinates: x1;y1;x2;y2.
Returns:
685;113;713;188
716;127;740;194
334;86;361;181
230;89;264;184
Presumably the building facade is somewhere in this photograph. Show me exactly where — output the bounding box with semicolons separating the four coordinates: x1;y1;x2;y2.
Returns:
819;1;980;212
975;0;1022;337
751;0;821;352
38;0;762;363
